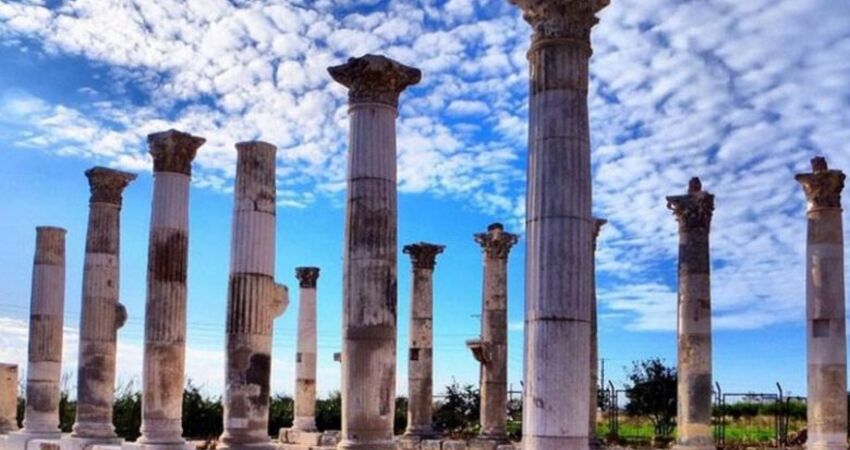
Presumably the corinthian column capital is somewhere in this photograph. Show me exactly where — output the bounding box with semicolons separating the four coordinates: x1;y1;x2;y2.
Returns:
592;217;607;250
85;166;137;205
403;242;446;270
328;54;421;108
666;177;715;231
510;0;609;41
295;267;320;289
474;223;519;259
795;156;845;211
147;129;205;175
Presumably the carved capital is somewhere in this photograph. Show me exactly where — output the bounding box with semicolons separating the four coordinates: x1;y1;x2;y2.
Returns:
115;303;128;330
295;267;320;289
795;157;845;211
147;129;205;175
474;223;519;259
272;283;289;317
666;177;715;231
85;166;137;205
511;0;608;42
466;338;492;365
403;242;446;270
592;217;607;250
328;54;421;108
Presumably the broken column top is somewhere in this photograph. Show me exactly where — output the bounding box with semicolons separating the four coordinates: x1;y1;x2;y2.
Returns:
403;242;446;270
510;0;609;40
295;267;320;289
666;177;715;230
85;166;137;205
474;223;519;259
147;129;206;175
235;140;276;154
327;54;421;108
795;156;845;210
34;226;66;265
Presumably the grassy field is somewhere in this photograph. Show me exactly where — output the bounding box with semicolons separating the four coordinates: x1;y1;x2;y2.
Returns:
596;415;808;446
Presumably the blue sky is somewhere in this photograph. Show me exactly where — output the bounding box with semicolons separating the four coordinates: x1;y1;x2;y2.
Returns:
0;0;848;400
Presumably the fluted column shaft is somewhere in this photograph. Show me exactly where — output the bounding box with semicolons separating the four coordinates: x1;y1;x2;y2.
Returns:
511;2;607;449
589;219;606;448
72;167;135;440
328;54;420;450
294;267;320;432
667;178;714;450
0;364;18;434
220;142;287;450
796;157;847;450
137;130;204;448
23;226;66;436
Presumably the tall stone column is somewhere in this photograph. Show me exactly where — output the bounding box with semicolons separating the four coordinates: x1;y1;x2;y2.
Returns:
131;129;204;450
589;218;606;449
796;157;846;450
666;178;714;450
66;167;136;448
21;226;66;438
401;243;445;440
0;364;18;434
509;2;608;450
328;54;420;450
220;142;288;450
293;267;320;433
467;223;518;447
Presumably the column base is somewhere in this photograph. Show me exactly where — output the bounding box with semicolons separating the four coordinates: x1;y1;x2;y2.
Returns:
61;435;123;450
672;444;714;450
336;440;395;450
1;431;62;450
806;440;849;450
120;441;193;450
217;442;279;450
521;436;589;450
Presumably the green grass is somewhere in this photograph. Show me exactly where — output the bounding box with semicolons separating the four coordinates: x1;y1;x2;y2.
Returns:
596;415;807;446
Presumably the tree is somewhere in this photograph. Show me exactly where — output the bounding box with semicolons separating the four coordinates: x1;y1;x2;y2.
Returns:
624;358;677;440
433;381;480;438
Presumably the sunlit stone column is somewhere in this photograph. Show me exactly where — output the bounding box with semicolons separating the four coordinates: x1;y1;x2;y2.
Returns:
589;218;606;449
509;2;609;450
66;167;136;448
467;224;518;447
0;364;18;434
21;226;66;439
666;178;714;450
796;157;847;450
328;54;421;450
131;129;204;450
401;243;445;440
220;142;289;450
293;267;320;433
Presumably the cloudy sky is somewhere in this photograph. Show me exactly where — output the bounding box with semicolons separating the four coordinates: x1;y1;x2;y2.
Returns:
0;0;848;400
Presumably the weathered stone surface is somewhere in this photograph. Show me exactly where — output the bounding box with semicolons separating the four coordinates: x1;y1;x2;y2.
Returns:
72;167;136;442
330;54;419;450
0;364;18;434
666;178;714;450
293;267;320;433
402;243;444;439
220;142;286;450
589;218;606;449
469;225;517;443
130;130;203;450
796;157;846;450
442;441;468;450
510;2;607;450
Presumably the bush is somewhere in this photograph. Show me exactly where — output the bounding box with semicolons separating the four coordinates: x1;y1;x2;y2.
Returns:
268;394;293;436
316;391;342;431
114;380;142;440
181;380;222;439
433;382;480;438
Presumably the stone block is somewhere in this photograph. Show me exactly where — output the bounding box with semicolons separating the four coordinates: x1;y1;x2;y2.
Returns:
420;440;441;450
120;441;194;450
60;435;123;450
441;441;468;450
0;432;62;450
318;431;339;447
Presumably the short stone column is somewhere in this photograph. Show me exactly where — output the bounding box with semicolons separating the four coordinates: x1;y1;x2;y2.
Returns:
589;218;606;449
401;243;445;440
0;364;18;434
65;167;136;449
509;2;609;449
467;223;518;447
293;267;320;432
130;130;204;450
328;54;420;450
22;226;67;438
796;157;847;450
220;142;288;450
666;178;715;450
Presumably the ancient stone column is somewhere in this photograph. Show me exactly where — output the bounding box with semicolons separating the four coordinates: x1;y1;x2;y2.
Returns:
328;54;420;450
293;267;320;433
666;178;714;450
131;129;204;450
796;157;847;450
220;141;288;450
66;168;136;447
0;364;18;434
401;243;445;440
589;218;606;449
20;226;66;439
467;224;518;447
509;2;608;449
